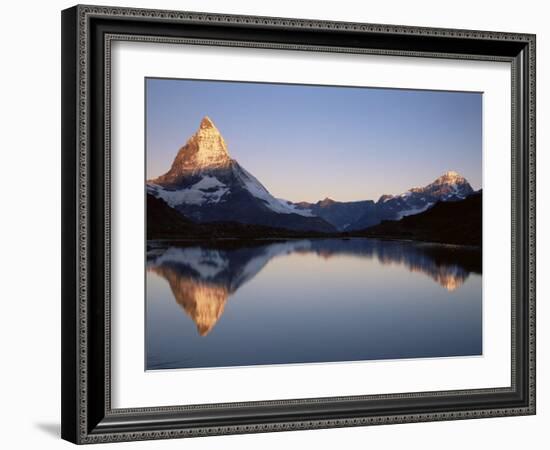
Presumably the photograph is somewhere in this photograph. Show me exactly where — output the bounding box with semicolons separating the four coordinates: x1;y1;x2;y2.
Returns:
145;78;483;370
57;3;537;444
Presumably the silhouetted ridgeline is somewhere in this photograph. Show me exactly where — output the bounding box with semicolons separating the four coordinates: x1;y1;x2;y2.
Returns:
358;192;482;246
147;194;328;240
147;192;482;246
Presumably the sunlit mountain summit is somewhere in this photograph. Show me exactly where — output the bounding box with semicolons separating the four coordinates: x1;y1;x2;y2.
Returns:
148;117;335;232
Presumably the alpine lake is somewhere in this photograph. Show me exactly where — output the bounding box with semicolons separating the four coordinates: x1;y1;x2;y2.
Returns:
146;237;482;370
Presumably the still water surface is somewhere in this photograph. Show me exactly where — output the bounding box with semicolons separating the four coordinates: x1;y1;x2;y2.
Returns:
146;238;482;370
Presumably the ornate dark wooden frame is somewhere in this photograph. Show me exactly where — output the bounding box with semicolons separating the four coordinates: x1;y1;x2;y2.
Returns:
61;4;536;444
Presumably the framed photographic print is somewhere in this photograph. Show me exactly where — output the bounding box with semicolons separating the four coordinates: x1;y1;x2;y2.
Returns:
61;5;536;444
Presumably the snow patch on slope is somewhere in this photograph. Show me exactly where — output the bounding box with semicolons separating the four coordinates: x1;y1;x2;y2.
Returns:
395;202;434;220
148;176;229;207
149;247;228;279
277;199;314;217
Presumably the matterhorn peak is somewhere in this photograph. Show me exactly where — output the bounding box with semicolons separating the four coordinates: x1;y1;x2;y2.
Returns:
199;116;216;130
151;116;232;186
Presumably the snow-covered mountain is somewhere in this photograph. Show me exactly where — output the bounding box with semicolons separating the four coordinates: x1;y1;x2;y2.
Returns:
349;170;474;229
376;171;473;216
294;171;475;231
148;117;335;232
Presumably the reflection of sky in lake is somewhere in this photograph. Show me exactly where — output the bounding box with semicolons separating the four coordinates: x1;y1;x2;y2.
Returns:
146;238;482;370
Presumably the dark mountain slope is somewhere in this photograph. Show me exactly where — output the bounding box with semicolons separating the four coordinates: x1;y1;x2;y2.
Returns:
147;193;200;238
147;194;331;240
358;192;482;246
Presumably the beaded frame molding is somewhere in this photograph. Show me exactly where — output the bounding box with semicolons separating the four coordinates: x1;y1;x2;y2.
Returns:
61;4;536;444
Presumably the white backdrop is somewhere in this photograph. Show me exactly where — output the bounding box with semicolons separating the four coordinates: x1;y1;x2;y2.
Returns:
0;0;546;449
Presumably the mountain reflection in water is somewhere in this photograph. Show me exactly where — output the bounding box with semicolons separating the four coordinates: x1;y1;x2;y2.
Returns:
147;238;481;337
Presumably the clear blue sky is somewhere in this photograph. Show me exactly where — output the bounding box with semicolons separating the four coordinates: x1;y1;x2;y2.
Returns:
146;78;482;203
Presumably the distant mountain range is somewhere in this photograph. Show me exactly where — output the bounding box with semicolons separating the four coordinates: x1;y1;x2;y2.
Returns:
147;116;479;240
361;191;482;246
293;171;474;230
